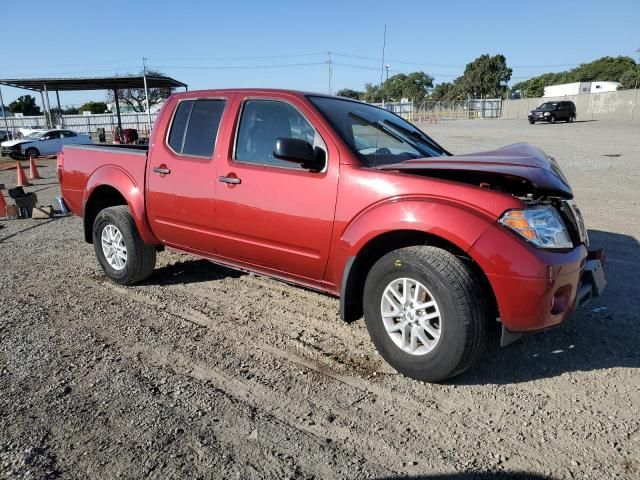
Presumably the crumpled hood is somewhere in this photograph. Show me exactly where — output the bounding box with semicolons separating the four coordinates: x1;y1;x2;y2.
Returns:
1;139;33;148
377;143;573;198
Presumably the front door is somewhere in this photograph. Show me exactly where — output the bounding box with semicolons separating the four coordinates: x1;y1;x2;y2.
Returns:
146;97;228;255
39;131;62;155
213;96;339;282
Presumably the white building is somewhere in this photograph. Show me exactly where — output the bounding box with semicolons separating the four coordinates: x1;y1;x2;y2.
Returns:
543;81;620;98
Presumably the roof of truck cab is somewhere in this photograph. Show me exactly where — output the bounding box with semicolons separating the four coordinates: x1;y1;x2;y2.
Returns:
169;88;352;100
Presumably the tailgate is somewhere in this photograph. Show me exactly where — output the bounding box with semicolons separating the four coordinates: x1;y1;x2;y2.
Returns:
59;144;148;216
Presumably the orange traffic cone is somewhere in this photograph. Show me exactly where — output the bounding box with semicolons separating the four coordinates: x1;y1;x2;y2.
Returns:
29;156;41;180
16;161;30;187
0;191;7;218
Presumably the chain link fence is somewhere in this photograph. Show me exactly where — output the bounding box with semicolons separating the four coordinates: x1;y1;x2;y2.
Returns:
1;112;157;141
370;99;504;122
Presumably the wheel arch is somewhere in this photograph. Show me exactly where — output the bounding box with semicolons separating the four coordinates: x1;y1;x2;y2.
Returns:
83;166;158;245
24;145;40;157
339;229;498;324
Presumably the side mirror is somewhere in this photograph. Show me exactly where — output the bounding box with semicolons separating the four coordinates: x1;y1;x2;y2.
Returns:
273;137;324;171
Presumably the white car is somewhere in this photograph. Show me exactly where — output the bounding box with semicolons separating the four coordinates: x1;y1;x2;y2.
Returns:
1;129;92;158
18;125;47;137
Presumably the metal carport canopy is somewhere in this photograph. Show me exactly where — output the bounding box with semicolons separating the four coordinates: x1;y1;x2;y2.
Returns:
0;75;188;132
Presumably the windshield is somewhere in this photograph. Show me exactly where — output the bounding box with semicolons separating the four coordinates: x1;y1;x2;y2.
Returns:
24;131;45;139
308;96;448;167
538;102;558;110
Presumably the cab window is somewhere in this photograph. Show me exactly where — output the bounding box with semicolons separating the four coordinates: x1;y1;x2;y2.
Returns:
167;99;226;157
234;100;322;169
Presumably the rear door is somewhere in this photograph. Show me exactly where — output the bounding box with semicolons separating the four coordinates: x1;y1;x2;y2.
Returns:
146;96;229;255
212;94;339;282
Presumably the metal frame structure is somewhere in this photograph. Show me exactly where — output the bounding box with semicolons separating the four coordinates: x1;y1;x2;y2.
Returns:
0;75;188;136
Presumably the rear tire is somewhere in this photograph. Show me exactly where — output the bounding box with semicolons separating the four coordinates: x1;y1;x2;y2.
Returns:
363;246;488;382
92;206;156;285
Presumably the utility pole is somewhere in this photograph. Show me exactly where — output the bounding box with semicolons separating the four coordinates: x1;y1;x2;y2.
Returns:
0;86;11;140
142;57;152;136
385;64;390;82
327;51;333;95
379;24;387;88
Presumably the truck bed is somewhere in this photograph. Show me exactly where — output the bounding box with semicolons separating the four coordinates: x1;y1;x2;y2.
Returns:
59;144;148;217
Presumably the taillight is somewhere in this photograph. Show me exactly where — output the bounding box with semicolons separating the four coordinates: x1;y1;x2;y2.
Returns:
57;151;64;182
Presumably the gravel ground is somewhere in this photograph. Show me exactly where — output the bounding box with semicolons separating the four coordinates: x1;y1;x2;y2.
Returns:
1;119;638;479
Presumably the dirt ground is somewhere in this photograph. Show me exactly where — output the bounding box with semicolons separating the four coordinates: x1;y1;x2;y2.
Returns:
1;119;638;480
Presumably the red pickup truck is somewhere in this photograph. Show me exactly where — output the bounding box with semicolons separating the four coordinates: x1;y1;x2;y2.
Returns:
58;89;606;381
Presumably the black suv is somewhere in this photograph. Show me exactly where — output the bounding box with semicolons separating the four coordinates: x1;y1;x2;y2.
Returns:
528;101;576;124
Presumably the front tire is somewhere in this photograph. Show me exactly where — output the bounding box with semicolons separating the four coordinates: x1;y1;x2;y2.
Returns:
363;246;488;382
24;147;40;158
529;119;535;124
550;115;556;124
92;206;156;285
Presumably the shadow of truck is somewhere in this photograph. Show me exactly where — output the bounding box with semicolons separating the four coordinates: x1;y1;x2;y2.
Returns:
454;229;640;385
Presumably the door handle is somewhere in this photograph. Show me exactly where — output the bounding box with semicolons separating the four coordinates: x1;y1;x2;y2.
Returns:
218;175;241;185
153;166;171;175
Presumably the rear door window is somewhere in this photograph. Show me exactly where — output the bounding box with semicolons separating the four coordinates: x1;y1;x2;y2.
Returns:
167;99;226;157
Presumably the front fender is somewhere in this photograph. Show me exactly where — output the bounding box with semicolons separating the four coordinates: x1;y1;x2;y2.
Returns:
326;196;499;290
327;197;501;321
84;165;157;244
341;197;497;258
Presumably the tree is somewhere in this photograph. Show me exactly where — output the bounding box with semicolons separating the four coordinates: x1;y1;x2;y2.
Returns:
570;56;636;82
400;72;434;104
618;67;640;89
362;83;383;103
359;72;434;104
511;56;637;97
9;95;41;116
336;88;362;100
457;54;512;98
428;77;469;101
79;101;109;114
63;106;80;115
106;70;175;112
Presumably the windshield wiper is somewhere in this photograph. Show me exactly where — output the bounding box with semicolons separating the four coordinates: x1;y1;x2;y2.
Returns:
382;120;450;156
347;112;407;144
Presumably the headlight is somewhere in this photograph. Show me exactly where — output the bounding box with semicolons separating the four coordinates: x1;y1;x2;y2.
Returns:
499;206;573;249
543;112;550;116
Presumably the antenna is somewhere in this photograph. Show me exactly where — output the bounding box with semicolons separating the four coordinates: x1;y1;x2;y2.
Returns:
327;51;333;95
142;57;152;135
379;24;387;87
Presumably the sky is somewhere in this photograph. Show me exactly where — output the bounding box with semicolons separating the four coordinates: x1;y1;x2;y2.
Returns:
0;0;639;108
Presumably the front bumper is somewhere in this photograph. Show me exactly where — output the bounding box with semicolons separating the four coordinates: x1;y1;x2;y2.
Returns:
469;224;606;334
575;249;606;307
1;146;22;158
528;114;548;121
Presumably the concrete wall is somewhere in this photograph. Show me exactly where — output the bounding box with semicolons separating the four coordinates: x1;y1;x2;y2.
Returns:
502;89;640;122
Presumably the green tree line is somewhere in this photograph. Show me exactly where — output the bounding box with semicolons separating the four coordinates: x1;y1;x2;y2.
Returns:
512;56;639;97
337;54;512;103
337;54;638;103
